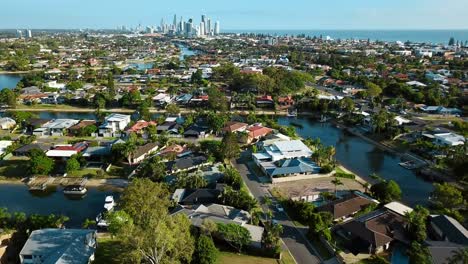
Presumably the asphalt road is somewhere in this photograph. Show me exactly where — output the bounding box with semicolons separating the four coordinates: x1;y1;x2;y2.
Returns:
232;152;322;264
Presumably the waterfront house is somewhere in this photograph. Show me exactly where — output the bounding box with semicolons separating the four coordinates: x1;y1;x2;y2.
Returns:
277;96;295;110
433;132;465;146
13;143;50;156
171;204;264;248
19;228;97;264
98;114;131;137
0;117;16;130
253;140;313;163
33;119;79;136
46;142;88;160
126;120;157;137
68;120;97;136
255;95;274;108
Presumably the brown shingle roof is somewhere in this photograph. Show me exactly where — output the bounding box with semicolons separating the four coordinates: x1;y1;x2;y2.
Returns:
318;193;375;219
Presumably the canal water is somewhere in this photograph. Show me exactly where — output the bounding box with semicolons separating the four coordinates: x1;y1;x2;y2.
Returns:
0;184;119;228
0;74;22;90
278;116;433;206
177;44;197;61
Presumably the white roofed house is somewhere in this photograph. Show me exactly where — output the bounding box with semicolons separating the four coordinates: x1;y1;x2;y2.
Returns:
0;117;16;130
33;119;79;136
19;228;97;264
433;132;465;146
98;114;131;137
152;93;172;107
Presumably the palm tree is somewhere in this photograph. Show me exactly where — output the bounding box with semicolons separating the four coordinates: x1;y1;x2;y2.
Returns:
447;248;468;264
331;177;344;196
123;142;137;165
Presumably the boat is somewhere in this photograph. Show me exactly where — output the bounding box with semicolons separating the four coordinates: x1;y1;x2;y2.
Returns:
319;115;331;123
286;109;298;117
104;195;115;211
63;185;87;195
96;212;109;229
399;161;418;170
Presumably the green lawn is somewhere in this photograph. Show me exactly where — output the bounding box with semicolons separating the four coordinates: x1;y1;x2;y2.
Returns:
279;250;296;264
0;159;30;179
93;237;127;264
218;251;277;264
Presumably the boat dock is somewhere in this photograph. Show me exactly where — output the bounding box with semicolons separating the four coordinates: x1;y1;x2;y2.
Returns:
27;177;88;190
27;177;54;191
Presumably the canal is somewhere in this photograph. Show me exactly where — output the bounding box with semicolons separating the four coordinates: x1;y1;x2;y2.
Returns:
278;116;434;206
0;183;119;228
0;74;22;90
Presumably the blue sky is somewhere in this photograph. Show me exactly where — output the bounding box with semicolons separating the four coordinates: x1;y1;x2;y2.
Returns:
1;0;468;29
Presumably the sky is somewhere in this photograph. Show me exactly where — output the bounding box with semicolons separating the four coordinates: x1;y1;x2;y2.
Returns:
1;0;468;30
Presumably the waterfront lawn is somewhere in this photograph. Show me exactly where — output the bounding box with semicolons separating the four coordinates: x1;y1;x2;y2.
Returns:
0;159;29;179
93;237;126;264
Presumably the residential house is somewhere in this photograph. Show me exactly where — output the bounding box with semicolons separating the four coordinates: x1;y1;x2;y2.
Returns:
172;184;225;205
317;192;378;221
98;114;131;137
337;208;408;254
183;124;211;138
130;142;160;164
245;125;273;143
153;93;172;106
158;144;192;159
19;228;97;264
166;155;210;174
253;140;313;163
433;132;465;146
255;95;274;108
0;141;13;156
0;117;16;130
222;121;248;134
257;158;321;183
33;119;79;136
46;142;88;160
277;96;295;110
171;204;264;248
126;120;157;137
14;143;50;157
68;120;97;136
427;215;468;264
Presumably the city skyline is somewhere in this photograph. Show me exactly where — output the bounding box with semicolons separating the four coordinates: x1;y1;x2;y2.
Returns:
1;0;467;30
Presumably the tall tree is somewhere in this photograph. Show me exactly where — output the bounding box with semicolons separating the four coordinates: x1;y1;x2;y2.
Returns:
112;179;195;264
217;223;251;253
193;235;219;264
221;132;240;161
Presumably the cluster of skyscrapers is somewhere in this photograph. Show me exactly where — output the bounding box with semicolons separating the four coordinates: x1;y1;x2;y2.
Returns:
158;14;220;37
16;29;33;39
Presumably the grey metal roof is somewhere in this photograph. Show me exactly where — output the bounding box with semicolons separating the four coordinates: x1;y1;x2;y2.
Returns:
20;229;96;264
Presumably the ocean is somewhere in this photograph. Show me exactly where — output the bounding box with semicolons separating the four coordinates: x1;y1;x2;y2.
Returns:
224;29;468;44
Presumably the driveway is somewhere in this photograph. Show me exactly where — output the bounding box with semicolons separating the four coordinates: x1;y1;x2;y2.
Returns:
232;151;323;264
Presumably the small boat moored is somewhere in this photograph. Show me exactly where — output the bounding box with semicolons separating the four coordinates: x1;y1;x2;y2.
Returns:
63;185;87;195
104;195;115;211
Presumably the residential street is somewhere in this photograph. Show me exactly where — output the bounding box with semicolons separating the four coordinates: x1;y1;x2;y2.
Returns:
232;151;323;264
